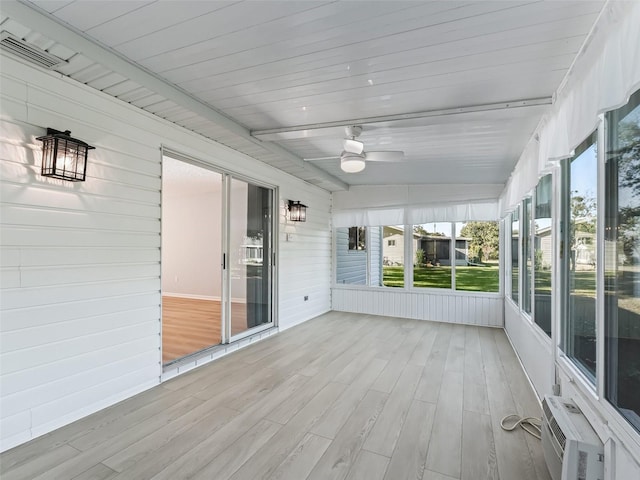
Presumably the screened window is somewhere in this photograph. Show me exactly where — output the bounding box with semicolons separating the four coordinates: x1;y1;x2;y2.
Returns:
534;175;553;337
455;221;500;292
605;89;640;431
511;209;520;303
413;223;452;289
382;225;405;287
564;132;598;380
336;227;367;285
522;198;532;314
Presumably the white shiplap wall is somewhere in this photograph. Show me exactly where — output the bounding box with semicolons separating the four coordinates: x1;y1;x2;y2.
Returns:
332;287;503;327
0;54;331;451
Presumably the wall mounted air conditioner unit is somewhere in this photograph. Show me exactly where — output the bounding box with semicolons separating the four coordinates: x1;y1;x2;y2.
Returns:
541;395;604;480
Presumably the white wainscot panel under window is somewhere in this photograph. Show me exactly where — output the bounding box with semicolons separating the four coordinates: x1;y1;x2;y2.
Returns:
332;287;503;327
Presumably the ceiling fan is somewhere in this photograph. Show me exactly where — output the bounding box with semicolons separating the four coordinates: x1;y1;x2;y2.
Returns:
306;125;404;173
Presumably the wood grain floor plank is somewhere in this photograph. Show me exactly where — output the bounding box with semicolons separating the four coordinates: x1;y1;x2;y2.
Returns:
409;322;438;366
424;370;464;479
414;323;452;403
149;373;312;480
71;463;118;480
422;470;459;480
363;363;424;457
310;358;388;439
102;404;238;473
479;328;539;480
0;386;177;473
269;433;332;480
190;419;282;480
461;411;498;480
491;330;550;480
1;445;80;480
463;327;489;415
307;390;389;480
228;382;347;480
345;450;390;480
383;399;436;480
444;324;466;373
31;395;205;480
1;313;550;480
265;332;375;425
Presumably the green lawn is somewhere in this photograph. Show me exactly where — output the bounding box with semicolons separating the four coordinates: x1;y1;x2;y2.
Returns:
383;265;500;292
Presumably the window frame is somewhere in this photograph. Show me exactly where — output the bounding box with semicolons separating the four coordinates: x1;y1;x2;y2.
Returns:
522;196;533;316
560;130;599;385
533;174;553;338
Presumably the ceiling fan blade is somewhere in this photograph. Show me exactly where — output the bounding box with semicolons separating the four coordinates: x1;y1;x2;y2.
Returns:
343;138;364;154
364;151;404;162
303;155;340;161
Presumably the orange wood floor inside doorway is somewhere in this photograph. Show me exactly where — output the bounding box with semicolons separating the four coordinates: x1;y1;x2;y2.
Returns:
162;296;247;363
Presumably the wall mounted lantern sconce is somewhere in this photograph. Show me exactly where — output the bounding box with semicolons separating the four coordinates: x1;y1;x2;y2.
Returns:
287;200;307;222
36;128;95;181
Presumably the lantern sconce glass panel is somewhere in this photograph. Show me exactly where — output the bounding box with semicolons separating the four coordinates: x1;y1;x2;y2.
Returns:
287;200;307;222
36;128;95;181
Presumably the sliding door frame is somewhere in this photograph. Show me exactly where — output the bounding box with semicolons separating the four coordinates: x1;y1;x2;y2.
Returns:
160;147;279;363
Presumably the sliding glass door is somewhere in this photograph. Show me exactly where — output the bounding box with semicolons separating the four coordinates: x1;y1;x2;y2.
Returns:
162;154;275;364
161;157;223;363
228;178;274;339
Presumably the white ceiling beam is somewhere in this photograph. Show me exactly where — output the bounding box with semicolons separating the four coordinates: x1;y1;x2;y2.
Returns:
5;0;349;191
251;97;553;141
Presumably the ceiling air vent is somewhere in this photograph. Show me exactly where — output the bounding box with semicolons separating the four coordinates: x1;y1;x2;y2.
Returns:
0;32;66;69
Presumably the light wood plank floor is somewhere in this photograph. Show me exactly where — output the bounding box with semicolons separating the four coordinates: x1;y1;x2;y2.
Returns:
1;312;551;480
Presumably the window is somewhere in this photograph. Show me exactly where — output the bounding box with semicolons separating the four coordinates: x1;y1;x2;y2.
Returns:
522;198;532;313
564;132;598;380
605;89;640;432
348;226;366;250
336;227;367;285
511;209;520;303
382;225;405;287
455;221;500;292
534;175;553;337
413;223;452;289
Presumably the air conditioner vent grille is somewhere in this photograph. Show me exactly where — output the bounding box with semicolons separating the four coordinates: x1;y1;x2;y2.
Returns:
543;397;567;452
0;32;66;69
549;416;566;451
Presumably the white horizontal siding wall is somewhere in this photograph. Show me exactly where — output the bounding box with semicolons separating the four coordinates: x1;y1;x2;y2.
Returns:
278;186;332;331
0;54;331;451
332;288;503;327
335;228;367;285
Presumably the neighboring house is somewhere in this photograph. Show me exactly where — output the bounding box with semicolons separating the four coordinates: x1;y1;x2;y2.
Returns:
574;231;596;269
382;226;417;265
416;235;469;266
535;225;553;270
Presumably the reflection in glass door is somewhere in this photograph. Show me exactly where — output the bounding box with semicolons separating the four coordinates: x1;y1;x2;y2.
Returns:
161;156;223;363
228;178;274;338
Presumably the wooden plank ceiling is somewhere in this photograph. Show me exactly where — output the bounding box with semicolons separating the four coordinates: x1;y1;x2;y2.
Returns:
4;1;605;190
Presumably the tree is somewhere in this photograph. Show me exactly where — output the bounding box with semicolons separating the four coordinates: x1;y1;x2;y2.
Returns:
616;120;640;196
413;225;428;236
570;192;596;233
414;225;445;236
459;221;499;262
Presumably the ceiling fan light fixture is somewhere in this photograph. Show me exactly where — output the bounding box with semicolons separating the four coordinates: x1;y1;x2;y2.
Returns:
340;152;366;173
343;138;364;154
